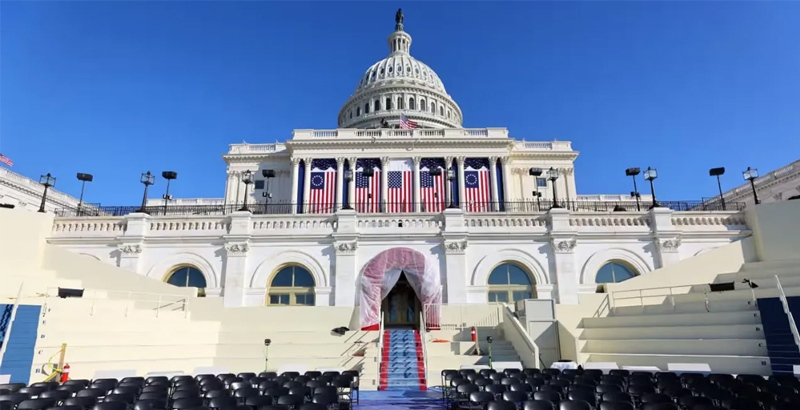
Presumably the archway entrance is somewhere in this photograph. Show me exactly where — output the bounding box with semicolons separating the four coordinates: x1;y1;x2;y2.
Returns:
359;247;442;330
381;272;420;328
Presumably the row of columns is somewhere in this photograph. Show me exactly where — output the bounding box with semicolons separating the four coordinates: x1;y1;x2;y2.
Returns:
288;156;512;213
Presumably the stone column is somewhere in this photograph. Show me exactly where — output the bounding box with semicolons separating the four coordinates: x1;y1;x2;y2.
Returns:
348;157;357;208
442;208;468;303
290;158;301;214
335;157;345;211
302;158;313;214
650;207;681;268
333;209;358;306
548;208;579;304
489;156;500;211
457;156;466;210
445;156;454;209
117;244;143;273
117;212;149;273
380;156;390;212
500;157;511;206
222;211;253;308
413;157;421;212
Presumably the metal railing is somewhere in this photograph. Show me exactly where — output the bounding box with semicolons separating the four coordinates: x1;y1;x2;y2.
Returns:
54;199;746;218
376;311;385;382
775;276;800;351
42;288;190;318
609;284;696;310
419;310;429;380
0;283;24;365
422;303;503;331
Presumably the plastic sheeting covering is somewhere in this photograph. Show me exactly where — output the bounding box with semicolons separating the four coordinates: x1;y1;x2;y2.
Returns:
359;247;442;330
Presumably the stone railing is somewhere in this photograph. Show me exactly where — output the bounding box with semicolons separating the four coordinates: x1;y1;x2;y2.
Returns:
48;207;750;241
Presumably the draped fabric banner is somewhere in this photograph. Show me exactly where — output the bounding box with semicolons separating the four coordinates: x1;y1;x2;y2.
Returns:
387;159;414;213
420;158;446;213
464;158;491;212
309;159;337;214
355;158;382;213
359;247;442;330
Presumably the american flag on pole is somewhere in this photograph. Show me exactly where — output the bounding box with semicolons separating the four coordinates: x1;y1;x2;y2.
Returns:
464;158;492;212
0;153;12;167
355;158;381;213
309;158;337;214
387;159;414;213
420;158;446;212
400;114;418;129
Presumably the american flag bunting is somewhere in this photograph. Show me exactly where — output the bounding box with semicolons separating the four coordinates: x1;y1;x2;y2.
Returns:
387;159;414;213
355;158;382;213
420;158;446;212
309;158;337;214
464;158;492;212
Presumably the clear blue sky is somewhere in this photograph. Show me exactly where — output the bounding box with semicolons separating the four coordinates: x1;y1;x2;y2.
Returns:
1;1;798;205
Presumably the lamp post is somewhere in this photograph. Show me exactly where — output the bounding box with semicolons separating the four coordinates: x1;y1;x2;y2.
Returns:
38;173;56;213
264;339;272;372
137;171;155;214
709;167;726;210
547;167;561;209
528;168;543;212
262;169;276;213
643;167;660;209
239;170;254;212
429;167;457;209
76;173;93;216
342;169;353;210
161;171;178;216
743;167;760;205
625;168;641;211
486;336;494;369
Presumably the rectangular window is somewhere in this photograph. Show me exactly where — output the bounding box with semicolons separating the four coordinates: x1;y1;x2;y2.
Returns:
254;180;265;190
488;292;509;303
269;294;290;305
296;294;315;306
536;178;547;188
512;291;532;302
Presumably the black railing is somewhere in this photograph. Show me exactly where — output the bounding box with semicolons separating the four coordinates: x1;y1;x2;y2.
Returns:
53;199;746;218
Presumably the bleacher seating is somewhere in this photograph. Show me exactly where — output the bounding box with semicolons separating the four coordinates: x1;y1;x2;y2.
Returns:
0;370;359;410
439;367;800;410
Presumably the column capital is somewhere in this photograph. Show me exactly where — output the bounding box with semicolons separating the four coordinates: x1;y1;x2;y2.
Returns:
348;157;358;167
456;156;466;165
489;156;499;163
224;243;250;257
656;237;682;253
304;157;314;165
412;157;421;167
445;156;454;165
117;244;143;256
500;156;510;166
336;157;345;167
380;156;390;166
291;157;302;167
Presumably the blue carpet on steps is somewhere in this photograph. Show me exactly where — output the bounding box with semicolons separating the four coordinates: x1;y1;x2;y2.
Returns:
383;329;423;391
359;390;439;410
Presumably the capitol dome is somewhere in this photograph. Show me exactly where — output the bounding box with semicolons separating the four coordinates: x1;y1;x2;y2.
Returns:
337;11;463;129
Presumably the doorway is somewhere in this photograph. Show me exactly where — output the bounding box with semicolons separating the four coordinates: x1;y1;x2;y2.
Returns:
381;272;421;328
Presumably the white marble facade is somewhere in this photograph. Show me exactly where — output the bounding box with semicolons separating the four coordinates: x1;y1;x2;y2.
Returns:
48;206;750;307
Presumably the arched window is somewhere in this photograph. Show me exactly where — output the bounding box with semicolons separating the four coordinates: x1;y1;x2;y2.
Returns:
268;265;316;306
596;261;637;284
356;107;361;117
431;102;436;114
386;98;392;110
375;100;381;111
364;103;370;114
166;266;207;296
409;97;416;110
487;263;535;303
420;99;427;112
439;106;444;116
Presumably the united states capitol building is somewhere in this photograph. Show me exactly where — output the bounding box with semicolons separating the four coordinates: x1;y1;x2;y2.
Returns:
2;12;797;328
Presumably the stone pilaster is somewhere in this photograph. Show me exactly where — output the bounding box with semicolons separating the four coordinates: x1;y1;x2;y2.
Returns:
649;207;681;268
548;208;579;304
117;244;143;273
222;211;252;307
333;209;359;306
442;208;468;303
117;212;149;273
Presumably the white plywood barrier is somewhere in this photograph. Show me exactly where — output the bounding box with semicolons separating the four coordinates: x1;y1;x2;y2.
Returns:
460;365;490;370
93;369;137;379
622;366;661;372
0;375;10;384
667;363;711;375
145;371;185;379
493;361;523;371
583;362;619;373
278;364;308;374
193;367;229;376
315;367;345;373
